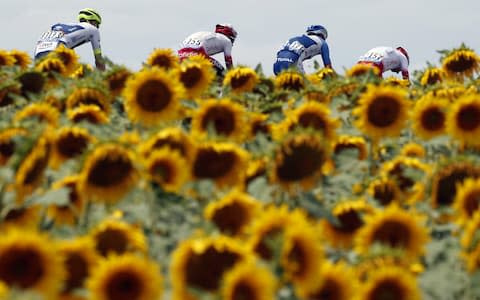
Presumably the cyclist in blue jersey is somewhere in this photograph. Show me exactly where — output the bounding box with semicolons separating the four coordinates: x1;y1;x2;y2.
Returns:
34;8;105;71
273;25;332;75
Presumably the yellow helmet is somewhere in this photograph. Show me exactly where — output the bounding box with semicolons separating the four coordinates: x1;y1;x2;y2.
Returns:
78;8;102;25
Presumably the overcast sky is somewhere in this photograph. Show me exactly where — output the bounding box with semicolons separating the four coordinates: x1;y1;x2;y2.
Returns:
3;0;480;76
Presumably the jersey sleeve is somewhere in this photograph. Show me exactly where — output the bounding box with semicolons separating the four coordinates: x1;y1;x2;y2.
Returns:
223;39;233;68
320;42;331;66
90;28;102;56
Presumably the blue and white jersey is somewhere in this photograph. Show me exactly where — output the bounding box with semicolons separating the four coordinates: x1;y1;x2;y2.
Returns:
275;34;331;72
34;22;101;58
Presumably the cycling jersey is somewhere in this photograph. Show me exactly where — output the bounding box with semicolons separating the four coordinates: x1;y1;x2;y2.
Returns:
358;46;409;78
178;31;233;70
34;22;101;59
273;34;331;75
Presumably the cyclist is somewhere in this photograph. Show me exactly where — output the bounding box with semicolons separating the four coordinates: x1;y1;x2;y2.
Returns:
34;8;105;70
357;46;410;80
178;24;237;77
273;24;332;75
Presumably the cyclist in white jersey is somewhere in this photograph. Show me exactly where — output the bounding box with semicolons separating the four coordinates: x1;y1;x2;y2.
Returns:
178;24;237;76
34;8;105;71
357;46;410;80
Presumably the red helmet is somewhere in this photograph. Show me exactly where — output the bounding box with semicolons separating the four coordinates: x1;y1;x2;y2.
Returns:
215;23;238;43
396;47;409;64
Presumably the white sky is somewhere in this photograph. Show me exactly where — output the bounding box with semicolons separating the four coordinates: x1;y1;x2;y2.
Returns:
2;0;480;76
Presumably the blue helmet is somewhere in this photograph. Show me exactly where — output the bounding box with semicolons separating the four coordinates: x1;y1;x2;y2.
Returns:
306;25;328;39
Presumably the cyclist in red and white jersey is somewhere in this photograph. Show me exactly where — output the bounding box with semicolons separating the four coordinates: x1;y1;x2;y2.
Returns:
178;24;237;76
357;46;410;80
34;8;105;71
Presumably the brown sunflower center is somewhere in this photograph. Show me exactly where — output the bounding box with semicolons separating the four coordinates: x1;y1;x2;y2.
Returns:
367;97;401;128
457;104;480;131
435;167;480;206
95;228;129;256
136;80;172;112
372;220;410;249
19;72;45;95
0;248;44;288
201;106;236;136
23;154;49;185
388;164;415;191
87;155;133;188
150;160;174;183
280;77;304;91
106;270;143;300
297;112;327;132
180;66;203;89
232;281;256;300
446;54;475;73
193;149;236;179
230;75;251;89
251;120;270;136
151;56;174;69
426;72;442;85
4;207;27;222
420;107;445;131
334;210;364;233
152;139;187;157
56;134;89;158
0;140;15;164
464;189;480;217
370;279;406;300
287;240;308;277
211;201;249;235
185;247;240;291
71;109;106;124
254;228;282;260
108;72;130;94
308;278;342;300
373;182;397;206
276;141;325;182
63;252;88;292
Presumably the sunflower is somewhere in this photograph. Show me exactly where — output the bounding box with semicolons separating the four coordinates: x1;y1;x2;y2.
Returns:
245;157;268;187
223;66;260;93
442;48;480;80
463;243;480;273
281;223;324;292
191;98;247;142
17;71;45;97
79;143;138;204
319;199;375;249
58;237;99;295
221;260;276;300
70;63;94;79
400;142;426;158
420;67;445;86
354;205;429;261
357;266;421;300
50;127;96;169
144;148;189;193
447;94;480;146
431;161;480;209
380;156;431;203
333;135;368;160
139;127;195;162
453;178;480;226
46;175;85;226
9;49;32;69
145;48;179;70
170;235;252;300
14;132;51;202
14;102;60;127
123;67;185;126
368;177;403;207
304;89;331;104
355;255;425;281
191;141;249;187
0;85;20;107
90;219;147;257
0;204;41;231
0;127;28;166
0;230;65;298
275;71;305;91
353;85;410;141
104;67;132;97
35;57;67;76
0;49;15;66
383;77;410;88
66;87;111;114
204;190;261;236
247;205;310;261
346;63;381;77
87;254;162;300
297;261;357;300
51;45;79;75
246;112;271;140
280;102;338;141
178;54;216;99
270;132;329;190
411;96;448;140
307;68;337;83
67;105;110;124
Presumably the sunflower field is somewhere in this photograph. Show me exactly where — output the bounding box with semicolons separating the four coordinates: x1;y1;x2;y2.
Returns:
1;43;480;300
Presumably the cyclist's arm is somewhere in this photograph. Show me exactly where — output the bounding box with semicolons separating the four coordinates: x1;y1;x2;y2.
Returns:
399;55;409;80
320;42;332;69
223;40;233;69
91;29;105;71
